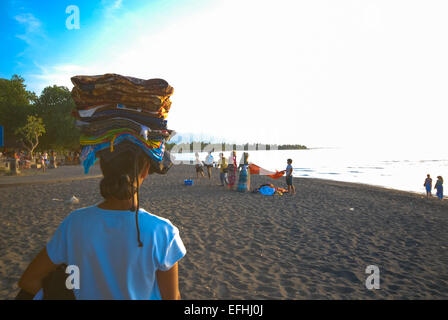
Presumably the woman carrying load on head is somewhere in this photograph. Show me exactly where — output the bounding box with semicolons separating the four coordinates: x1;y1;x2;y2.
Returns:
237;152;250;192
16;75;185;300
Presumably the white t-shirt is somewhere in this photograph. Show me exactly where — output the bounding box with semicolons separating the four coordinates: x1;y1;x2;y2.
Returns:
46;205;186;300
205;154;214;165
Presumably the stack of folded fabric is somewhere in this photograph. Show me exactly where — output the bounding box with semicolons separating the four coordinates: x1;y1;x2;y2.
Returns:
71;73;176;173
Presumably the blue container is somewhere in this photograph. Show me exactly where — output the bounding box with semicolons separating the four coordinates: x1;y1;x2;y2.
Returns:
184;179;193;186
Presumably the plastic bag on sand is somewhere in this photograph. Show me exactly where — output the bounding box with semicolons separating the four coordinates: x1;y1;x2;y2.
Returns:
67;196;80;205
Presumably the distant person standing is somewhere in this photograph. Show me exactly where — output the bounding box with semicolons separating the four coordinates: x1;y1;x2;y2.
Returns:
218;153;229;187
40;153;46;172
43;152;49;168
423;174;432;198
237;152;250;192
203;151;214;179
284;159;295;195
435;176;444;200
194;152;205;179
227;151;237;190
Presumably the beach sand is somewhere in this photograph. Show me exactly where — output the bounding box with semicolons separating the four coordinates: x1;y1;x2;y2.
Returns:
0;164;447;299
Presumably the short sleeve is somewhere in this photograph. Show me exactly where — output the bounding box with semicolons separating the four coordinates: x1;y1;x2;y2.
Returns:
156;224;186;271
46;216;70;264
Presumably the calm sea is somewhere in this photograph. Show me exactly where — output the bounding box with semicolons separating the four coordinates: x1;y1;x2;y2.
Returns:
171;148;448;194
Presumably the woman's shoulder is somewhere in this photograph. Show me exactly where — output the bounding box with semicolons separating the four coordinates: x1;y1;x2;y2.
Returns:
138;209;179;233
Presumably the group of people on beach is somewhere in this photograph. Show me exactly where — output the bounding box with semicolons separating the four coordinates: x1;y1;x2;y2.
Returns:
38;151;59;172
194;151;296;194
423;174;444;200
194;151;252;191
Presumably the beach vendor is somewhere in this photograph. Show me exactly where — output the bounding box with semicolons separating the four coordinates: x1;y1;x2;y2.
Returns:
237;152;250;192
435;176;444;200
227;151;237;190
203;151;214;179
16;74;186;300
424;174;432;198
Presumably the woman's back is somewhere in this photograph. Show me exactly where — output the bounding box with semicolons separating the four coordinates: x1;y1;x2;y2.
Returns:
47;205;186;300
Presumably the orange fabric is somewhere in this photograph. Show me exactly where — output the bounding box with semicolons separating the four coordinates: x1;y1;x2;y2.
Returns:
249;164;285;180
249;164;260;175
269;171;285;180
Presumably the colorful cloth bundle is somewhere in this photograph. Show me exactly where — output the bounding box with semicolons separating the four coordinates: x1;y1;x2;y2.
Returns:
71;74;175;173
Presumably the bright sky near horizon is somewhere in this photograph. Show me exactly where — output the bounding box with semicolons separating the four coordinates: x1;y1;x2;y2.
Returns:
1;0;448;150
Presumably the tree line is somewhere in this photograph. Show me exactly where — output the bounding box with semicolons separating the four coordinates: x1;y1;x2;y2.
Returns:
0;75;80;158
0;75;307;159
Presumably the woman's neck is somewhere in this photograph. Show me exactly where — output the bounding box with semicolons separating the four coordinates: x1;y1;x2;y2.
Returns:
98;194;138;211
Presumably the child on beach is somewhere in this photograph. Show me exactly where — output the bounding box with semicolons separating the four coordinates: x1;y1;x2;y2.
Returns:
435;176;444;200
218;153;229;187
423;174;432;198
284;159;295;195
16;146;186;300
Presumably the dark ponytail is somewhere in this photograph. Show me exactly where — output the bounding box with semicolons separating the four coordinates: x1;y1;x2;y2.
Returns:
100;174;134;200
98;148;150;247
97;144;173;247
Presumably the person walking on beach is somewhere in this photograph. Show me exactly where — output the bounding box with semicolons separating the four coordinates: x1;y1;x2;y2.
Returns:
227;151;237;190
284;159;295;195
218;153;229;187
435;176;444;200
16;147;186;300
424;174;433;198
43;151;49;168
203;151;214;179
237;152;250;192
40;153;46;172
194;152;205;179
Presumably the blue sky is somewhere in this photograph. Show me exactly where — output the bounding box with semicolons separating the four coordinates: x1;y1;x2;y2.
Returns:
1;0;212;92
1;0;448;149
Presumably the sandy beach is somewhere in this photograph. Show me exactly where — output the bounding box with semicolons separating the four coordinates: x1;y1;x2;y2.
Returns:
0;164;447;300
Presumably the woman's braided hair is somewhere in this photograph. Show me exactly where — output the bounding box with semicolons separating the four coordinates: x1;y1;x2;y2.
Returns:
96;143;173;247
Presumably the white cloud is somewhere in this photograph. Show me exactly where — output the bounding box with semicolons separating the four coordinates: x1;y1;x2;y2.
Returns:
14;13;45;45
101;0;124;19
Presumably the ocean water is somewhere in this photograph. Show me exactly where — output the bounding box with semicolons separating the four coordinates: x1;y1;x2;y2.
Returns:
171;148;448;194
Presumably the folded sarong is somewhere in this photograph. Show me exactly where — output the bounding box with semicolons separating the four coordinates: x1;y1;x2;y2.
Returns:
71;74;174;96
72;86;172;112
77;109;168;130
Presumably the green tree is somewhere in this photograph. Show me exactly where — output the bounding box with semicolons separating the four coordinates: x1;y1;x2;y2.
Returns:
0;75;37;147
14;115;46;158
34;85;80;151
